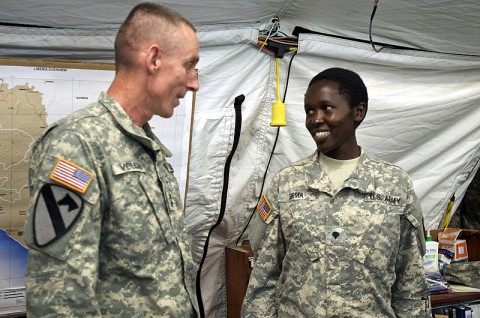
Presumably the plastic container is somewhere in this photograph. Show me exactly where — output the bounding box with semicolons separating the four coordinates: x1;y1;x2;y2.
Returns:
424;230;440;273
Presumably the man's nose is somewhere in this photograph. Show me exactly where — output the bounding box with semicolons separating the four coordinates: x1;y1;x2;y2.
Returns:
188;70;199;92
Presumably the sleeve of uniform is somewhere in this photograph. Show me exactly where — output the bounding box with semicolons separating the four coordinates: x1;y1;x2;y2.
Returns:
241;175;285;318
247;208;268;254
391;178;431;318
23;129;103;317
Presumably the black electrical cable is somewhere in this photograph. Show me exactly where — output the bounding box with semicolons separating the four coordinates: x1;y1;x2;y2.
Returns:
196;94;245;318
369;0;383;53
0;21;53;28
235;50;298;246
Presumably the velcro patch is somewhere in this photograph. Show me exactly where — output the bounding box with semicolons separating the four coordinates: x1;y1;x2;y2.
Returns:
112;161;145;175
257;194;272;222
50;158;93;193
33;184;84;247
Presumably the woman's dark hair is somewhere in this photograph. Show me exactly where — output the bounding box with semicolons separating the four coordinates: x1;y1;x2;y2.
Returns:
308;67;368;111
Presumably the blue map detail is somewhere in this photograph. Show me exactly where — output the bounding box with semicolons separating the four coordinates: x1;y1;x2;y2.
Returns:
0;230;28;289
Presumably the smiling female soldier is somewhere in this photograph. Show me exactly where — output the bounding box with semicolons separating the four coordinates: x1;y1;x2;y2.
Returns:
243;67;431;318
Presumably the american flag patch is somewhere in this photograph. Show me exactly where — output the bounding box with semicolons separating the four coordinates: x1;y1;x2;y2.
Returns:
50;159;94;193
257;194;272;221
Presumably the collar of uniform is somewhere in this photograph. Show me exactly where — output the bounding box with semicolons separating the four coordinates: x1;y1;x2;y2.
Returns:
98;92;172;158
304;148;376;194
342;150;376;193
304;151;335;193
142;121;172;158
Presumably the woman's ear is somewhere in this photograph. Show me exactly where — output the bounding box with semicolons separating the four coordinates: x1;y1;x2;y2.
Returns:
354;102;367;125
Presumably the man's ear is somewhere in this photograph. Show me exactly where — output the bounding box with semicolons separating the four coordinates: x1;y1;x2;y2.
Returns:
354;102;367;125
146;44;162;73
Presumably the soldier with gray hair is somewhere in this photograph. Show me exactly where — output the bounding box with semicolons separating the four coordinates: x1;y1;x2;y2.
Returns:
23;3;200;317
243;67;431;317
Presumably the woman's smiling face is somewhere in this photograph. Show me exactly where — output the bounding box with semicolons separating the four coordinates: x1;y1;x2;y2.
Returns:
304;79;365;160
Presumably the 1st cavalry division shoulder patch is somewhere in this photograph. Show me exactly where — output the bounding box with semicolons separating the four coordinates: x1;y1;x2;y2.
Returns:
33;184;84;246
257;194;272;222
50;158;94;193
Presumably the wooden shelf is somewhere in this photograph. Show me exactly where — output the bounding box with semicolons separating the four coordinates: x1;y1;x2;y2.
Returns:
226;245;254;318
431;292;480;307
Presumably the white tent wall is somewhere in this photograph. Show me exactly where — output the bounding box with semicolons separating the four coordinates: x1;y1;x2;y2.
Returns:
1;1;479;58
1;1;480;318
281;0;480;57
0;25;117;61
185;39;276;317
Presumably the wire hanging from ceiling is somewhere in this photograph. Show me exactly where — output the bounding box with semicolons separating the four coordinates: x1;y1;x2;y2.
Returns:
369;0;384;53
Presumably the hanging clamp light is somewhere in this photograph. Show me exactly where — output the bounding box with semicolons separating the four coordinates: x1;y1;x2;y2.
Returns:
268;41;291;127
270;57;287;126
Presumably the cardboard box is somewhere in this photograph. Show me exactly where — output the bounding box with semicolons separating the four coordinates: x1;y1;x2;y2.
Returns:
438;229;468;262
429;229;480;262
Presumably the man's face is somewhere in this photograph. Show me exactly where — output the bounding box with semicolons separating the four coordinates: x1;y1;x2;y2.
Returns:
304;79;360;160
149;23;199;118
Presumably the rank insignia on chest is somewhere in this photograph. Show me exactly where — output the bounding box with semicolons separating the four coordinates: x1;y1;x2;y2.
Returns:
257;194;272;222
50;158;94;193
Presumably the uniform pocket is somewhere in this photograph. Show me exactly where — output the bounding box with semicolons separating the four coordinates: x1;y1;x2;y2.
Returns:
139;174;175;244
300;234;322;262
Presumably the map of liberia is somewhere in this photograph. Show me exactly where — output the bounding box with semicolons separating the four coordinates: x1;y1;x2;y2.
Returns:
0;81;47;246
0;62;193;314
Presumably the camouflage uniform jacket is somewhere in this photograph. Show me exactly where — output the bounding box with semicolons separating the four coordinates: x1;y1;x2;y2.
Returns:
23;92;197;317
242;150;431;318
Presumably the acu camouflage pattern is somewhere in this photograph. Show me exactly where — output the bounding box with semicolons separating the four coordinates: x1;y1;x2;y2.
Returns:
242;150;431;318
443;261;480;289
23;92;197;317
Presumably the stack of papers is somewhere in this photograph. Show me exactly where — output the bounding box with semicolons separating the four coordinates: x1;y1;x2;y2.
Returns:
449;283;480;293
